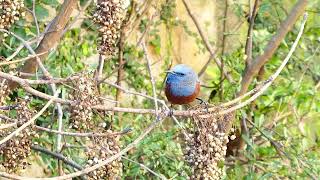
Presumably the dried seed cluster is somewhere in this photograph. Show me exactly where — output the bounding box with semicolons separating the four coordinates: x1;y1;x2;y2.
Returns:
69;75;99;131
0;0;25;40
0;79;8;105
93;0;126;55
0;99;38;173
184;105;233;180
85;135;122;179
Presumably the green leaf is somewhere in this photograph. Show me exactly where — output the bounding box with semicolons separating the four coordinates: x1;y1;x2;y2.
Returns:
35;5;49;21
42;0;59;6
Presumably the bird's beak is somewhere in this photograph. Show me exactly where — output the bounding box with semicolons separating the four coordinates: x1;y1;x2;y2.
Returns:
165;70;174;74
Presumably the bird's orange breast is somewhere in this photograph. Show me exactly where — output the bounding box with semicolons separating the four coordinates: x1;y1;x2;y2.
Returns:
165;82;200;105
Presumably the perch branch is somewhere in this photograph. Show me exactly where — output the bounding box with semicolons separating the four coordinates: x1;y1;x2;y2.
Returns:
0;16;308;120
0;49;305;119
0;12;308;179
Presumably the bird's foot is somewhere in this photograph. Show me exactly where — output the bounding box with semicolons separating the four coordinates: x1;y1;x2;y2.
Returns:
168;108;174;117
196;98;209;113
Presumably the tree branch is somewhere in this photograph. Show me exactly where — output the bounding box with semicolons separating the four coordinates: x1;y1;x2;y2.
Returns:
245;0;260;64
35;126;132;137
7;0;77;91
181;0;234;82
238;0;261;152
31;145;84;171
122;156;168;180
230;4;308;153
0;91;58;145
0;116;166;180
239;0;308;96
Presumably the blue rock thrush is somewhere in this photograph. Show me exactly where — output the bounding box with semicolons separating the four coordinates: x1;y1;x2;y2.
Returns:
165;64;200;105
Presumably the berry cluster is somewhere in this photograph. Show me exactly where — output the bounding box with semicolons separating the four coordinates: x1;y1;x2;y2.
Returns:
92;0;126;55
69;75;99;131
0;0;25;40
0;99;38;173
0;79;8;106
184;105;233;179
85;135;122;179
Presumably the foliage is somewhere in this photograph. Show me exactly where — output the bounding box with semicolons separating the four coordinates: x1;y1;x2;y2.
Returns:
0;0;319;179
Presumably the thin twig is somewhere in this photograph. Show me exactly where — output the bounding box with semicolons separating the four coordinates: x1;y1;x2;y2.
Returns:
219;0;229;100
239;0;308;95
35;126;132;137
116;30;125;107
181;0;233;82
0;114;16;122
6;30;55;61
7;0;77;91
122;156;168;180
0;29;65;156
31;145;87;180
0;90;59;145
246;119;288;157
245;0;260;64
32;0;40;45
136;12;158;47
239;0;261;150
0;13;309;119
0;52;47;66
0;104;19;110
95;54;105;81
62;0;93;35
31;145;84;171
0;123;16;130
0;116;166;180
213;13;308;117
142;42;159;117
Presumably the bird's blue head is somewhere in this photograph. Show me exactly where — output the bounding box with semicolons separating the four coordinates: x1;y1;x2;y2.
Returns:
165;64;199;96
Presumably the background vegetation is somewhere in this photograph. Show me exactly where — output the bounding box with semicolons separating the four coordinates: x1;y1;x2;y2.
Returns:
0;0;319;179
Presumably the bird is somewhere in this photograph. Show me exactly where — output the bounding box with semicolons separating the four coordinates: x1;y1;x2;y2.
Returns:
165;64;200;105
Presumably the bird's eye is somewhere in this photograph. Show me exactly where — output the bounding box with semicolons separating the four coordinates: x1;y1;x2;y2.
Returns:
176;72;185;76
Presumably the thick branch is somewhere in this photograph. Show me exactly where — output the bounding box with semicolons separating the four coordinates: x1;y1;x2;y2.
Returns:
239;0;308;95
7;0;77;90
